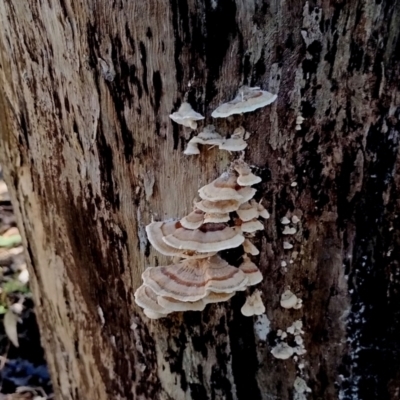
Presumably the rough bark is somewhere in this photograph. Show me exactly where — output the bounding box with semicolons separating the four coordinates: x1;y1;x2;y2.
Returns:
0;1;400;399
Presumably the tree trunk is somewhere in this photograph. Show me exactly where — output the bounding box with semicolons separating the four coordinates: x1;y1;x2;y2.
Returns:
1;1;400;399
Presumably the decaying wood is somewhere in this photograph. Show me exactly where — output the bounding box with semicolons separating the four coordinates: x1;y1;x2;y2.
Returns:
0;1;400;399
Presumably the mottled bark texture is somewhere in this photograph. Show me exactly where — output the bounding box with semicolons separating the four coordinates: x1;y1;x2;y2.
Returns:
0;0;400;399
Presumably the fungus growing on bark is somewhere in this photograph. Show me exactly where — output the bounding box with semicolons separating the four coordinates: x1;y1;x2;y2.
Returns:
236;201;259;221
146;220;216;259
183;142;200;155
241;290;265;316
292;215;300;224
282;226;297;235
237;187;257;203
180;209;204;230
243;238;260;255
280;216;290;225
251;200;270;219
239;255;263;285
204;212;230;223
240;218;264;233
271;342;294;360
169;102;204;129
134;285;169;318
163;223;244;253
190;125;223;146
198;172;243;201
280;289;299;309
211;86;277;118
203;291;235;304
219;127;248;152
283;241;293;250
195;199;241;214
232;159;262;186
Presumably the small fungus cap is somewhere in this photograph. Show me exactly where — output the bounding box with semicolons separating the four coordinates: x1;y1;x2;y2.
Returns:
239;255;263;286
241;290;265;317
198;172;243;201
237;187;257;203
180;209;205;230
250;200;270;219
243;238;260;255
195;199;241;214
134;285;170;315
190;125;223;145
240;218;264;233
282;226;297;235
169;102;204;129
211;86;277;118
203;212;230;223
219;137;248;152
203;291;235;304
236;202;259;221
163;223;244;253
271;343;294;360
280;289;298;309
184;143;200;155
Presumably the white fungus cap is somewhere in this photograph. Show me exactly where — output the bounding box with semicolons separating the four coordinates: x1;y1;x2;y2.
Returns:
184;142;200;155
282;226;297;235
292;215;300;224
211;86;277;118
283;241;293;250
190;125;224;146
241;290;265;317
280;216;290;225
271;342;294;360
169;102;204;129
296;116;305;124
280;289;298;309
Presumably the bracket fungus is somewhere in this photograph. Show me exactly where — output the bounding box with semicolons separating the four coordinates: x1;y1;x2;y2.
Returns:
169;102;204;129
211;86;277;118
236;201;259;221
219;127;248;152
241;218;264;233
243;238;260;255
271;342;294;360
183;142;200;155
239;255;263;285
190;125;223;146
180;209;204;230
135;160;268;319
233;159;262;186
282;226;297;235
280;289;302;309
241;290;265;317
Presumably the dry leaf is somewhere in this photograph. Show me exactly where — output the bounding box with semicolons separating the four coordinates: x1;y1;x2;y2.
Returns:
4;310;19;347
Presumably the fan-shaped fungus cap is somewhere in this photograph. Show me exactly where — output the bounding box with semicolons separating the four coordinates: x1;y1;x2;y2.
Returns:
163;223;244;253
241;218;264;233
180;209;205;230
158;296;206;312
292;215;300;224
184;142;200;155
280;290;298;309
296;115;305;125
250;200;270;219
203;212;230;224
237;187;257;203
203;291;235;304
283;241;293;250
280;216;290;225
239;255;263;285
195;199;241;214
232;159;262;186
241;290;265;316
190;125;224;146
282;226;297;235
169;102;204;129
211;86;277;118
236;201;259;221
143;256;247;302
198;172;242;201
134;285;170;316
271;342;294;360
219;137;248;152
146;220;215;259
243;238;260;255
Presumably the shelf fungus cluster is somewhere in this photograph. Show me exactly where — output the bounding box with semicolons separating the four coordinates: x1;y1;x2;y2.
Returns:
134;161;269;319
